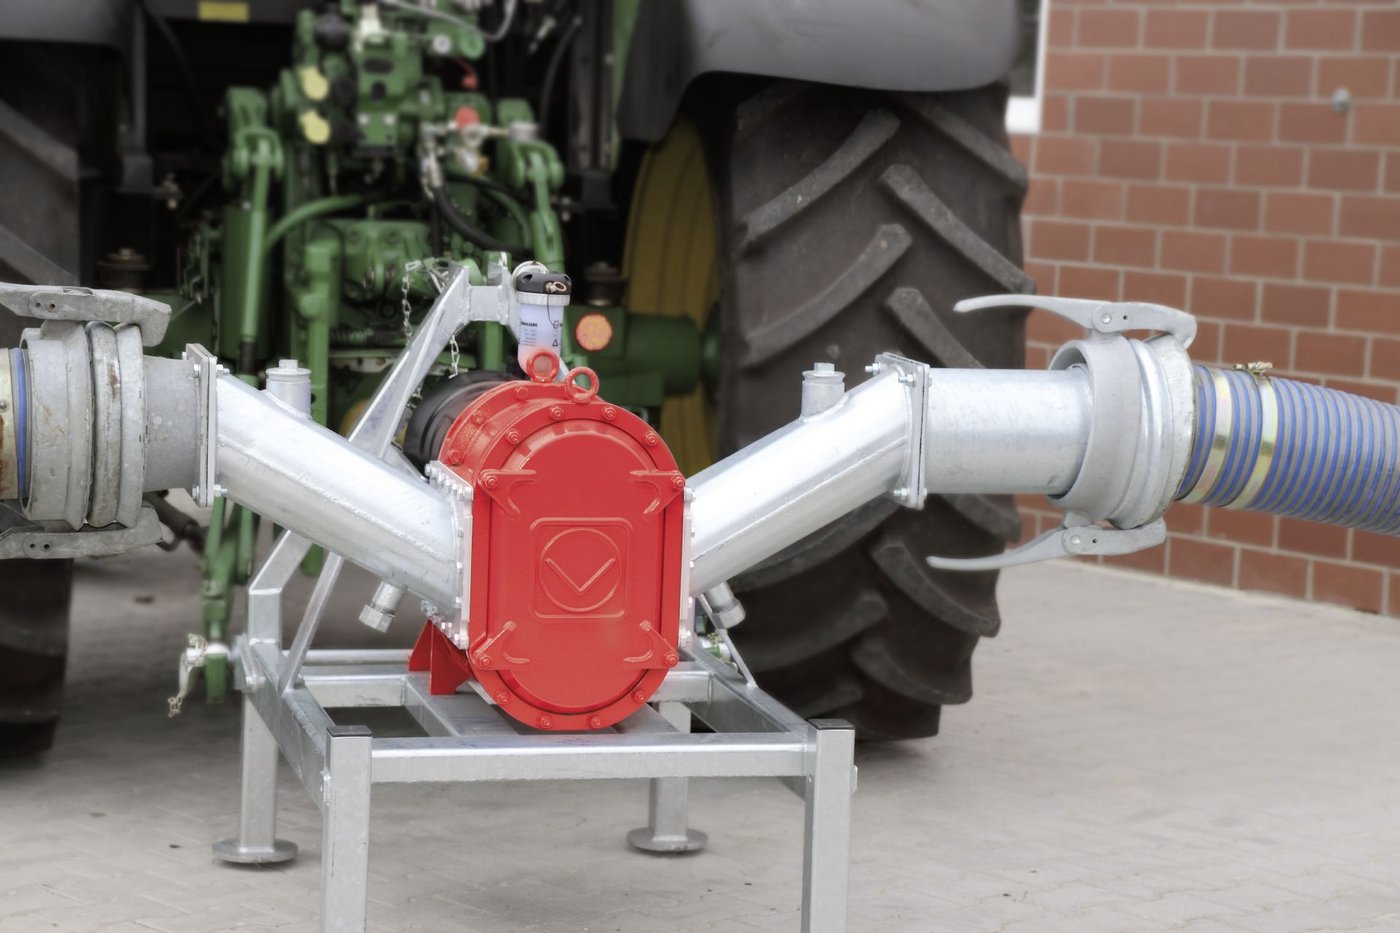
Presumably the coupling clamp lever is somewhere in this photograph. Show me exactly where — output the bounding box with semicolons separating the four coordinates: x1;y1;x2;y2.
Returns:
928;516;1166;572
955;293;1196;348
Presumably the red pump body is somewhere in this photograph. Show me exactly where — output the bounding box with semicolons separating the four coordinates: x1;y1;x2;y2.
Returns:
409;363;687;731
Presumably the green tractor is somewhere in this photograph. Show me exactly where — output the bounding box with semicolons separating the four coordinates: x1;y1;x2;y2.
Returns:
0;0;1032;753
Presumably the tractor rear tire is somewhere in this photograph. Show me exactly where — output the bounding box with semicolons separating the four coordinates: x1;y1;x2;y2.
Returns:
0;313;73;757
703;81;1031;739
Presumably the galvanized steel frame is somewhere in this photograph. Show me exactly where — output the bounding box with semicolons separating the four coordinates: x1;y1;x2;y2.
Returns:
218;625;855;933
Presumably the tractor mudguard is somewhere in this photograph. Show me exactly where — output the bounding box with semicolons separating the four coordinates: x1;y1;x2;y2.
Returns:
0;0;131;53
616;0;1022;142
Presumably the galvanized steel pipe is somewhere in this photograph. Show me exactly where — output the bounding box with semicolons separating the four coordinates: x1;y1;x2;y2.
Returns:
686;365;1097;594
215;377;460;607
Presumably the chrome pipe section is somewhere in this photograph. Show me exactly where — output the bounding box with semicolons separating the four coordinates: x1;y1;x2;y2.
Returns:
922;368;1092;494
687;370;910;594
215;377;459;607
686;365;1099;594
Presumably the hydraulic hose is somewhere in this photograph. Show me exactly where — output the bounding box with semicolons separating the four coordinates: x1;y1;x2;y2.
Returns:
430;186;528;256
1178;366;1400;531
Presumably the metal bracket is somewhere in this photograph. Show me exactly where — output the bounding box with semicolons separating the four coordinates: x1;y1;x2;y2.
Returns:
927;516;1167;571
0;283;172;347
185;344;222;508
956;294;1197;349
0;505;163;559
425;461;474;647
870;352;928;509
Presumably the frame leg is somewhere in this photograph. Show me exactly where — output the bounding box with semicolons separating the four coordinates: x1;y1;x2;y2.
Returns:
213;693;298;865
321;725;373;933
626;702;707;853
801;720;855;933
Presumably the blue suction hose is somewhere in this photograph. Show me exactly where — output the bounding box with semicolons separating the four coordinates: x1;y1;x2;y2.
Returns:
1178;365;1400;532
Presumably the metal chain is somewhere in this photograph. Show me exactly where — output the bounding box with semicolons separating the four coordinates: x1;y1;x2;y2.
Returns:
401;260;422;340
401;259;459;379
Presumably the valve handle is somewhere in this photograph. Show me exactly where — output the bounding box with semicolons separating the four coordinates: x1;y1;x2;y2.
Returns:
927;517;1167;571
955;294;1196;349
0;283;171;347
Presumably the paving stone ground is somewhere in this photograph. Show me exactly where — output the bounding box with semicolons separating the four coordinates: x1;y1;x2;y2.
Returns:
4;546;1400;932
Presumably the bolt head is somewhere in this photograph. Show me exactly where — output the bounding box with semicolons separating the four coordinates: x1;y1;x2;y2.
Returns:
632;690;649;705
549;406;564;420
483;474;498;489
506;430;521;444
602;406;617;421
537;715;553;729
588;715;604;730
494;691;511;706
664;653;678;667
446;451;463;466
472;411;487;425
476;654;492;669
644;432;659;447
514;386;529;399
671;475;685;489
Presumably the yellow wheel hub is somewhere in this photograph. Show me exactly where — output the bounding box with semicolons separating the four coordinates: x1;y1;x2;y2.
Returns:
622;118;719;476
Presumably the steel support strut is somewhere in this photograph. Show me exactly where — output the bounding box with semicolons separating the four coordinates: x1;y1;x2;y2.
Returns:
211;693;297;865
627;701;708;853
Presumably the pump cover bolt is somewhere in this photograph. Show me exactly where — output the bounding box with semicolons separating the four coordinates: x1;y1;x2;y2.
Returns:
447;451;463;466
494;691;511;706
549;406;564;420
483;474;498;489
632;690;648;704
506;430;521;444
537;715;552;729
588;715;603;729
644;432;658;447
602;406;617;421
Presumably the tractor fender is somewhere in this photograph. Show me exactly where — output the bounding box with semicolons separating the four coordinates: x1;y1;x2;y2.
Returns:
616;0;1022;142
0;0;131;54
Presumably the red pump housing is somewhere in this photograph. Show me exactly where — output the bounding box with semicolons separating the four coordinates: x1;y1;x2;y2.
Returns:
409;360;687;731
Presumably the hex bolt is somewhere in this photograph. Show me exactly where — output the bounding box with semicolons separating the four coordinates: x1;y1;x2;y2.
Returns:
588;715;604;729
483;474;498;489
537;715;553;729
671;475;685;489
632;690;648;704
602;406;617;421
506;430;521;444
549;406;564;420
664;652;679;667
476;655;492;669
644;432;658;447
447;451;463;466
494;691;511;706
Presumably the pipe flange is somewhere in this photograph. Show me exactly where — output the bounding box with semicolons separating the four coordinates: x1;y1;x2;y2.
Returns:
872;352;928;509
186;344;223;508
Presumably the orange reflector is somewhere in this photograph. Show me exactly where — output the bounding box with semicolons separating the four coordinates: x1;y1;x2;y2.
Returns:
574;313;614;352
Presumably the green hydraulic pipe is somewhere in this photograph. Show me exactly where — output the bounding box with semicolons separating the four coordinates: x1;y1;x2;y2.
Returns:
263;193;378;258
235;136;277;374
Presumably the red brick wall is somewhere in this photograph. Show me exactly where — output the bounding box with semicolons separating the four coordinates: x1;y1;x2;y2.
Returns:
1015;0;1400;612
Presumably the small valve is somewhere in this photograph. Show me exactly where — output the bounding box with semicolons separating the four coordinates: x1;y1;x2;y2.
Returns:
167;634;230;717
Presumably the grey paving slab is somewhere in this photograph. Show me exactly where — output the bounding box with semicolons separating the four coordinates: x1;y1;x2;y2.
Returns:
5;546;1400;931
